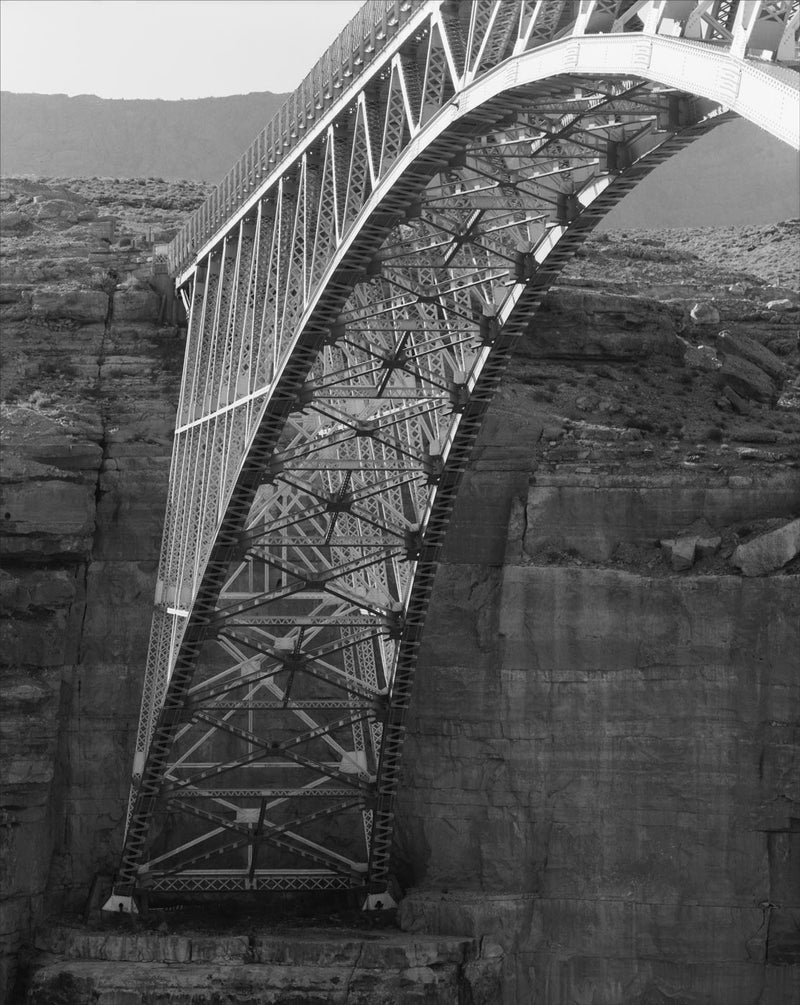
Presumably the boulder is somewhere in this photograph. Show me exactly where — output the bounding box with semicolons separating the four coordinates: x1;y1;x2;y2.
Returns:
690;302;720;325
731;520;800;576
765;298;796;312
0;211;26;230
696;532;723;557
35;199;79;223
0;284;24;304
722;384;751;414
660;537;696;571
683;342;719;371
680;518;722;557
661;519;722;571
575;394;598;412
716;330;786;383
718;355;778;405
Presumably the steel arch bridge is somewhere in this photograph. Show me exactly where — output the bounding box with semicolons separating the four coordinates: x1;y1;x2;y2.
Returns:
107;0;799;912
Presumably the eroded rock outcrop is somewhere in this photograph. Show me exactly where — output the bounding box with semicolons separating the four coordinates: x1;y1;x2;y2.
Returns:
731;518;800;576
26;927;502;1004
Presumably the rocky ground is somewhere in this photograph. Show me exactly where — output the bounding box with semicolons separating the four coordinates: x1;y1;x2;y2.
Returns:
1;176;798;1003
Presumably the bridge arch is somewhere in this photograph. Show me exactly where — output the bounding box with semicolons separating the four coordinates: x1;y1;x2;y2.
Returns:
110;0;799;909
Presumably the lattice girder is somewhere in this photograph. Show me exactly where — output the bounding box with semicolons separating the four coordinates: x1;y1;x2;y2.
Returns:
111;0;799;907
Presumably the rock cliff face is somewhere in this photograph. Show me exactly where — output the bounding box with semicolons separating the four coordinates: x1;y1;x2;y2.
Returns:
1;178;798;1003
0;177;206;998
395;233;800;1003
25;926;503;1004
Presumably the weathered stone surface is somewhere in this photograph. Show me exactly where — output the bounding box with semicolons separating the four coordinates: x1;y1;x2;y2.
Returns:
0;568;77;616
189;936;250;963
400;892;798;1005
519;288;683;359
0;662;64;1000
27;930;499;1005
35;199;80;223
723;382;752;413
683;341;719;371
522;473;800;562
0;182;184;998
0;210;26;230
399;893;537;1003
718;354;780;404
731;519;800;576
660;535;696;570
65;931;192;963
113;287;160;322
30;289;108;323
396;481;800;1004
690;301;720;324
717;329;787;382
661;519;723;570
0;479;96;559
681;517;723;557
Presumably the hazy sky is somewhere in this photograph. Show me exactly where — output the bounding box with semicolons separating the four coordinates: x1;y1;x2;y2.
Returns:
0;0;364;99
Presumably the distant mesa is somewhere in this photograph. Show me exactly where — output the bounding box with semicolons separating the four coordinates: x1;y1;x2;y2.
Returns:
1;91;798;228
0;90;289;185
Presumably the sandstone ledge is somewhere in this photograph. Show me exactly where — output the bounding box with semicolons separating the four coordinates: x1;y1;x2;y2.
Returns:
27;927;501;1005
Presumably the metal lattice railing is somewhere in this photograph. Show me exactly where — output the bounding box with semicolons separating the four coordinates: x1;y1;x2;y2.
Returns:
167;0;427;274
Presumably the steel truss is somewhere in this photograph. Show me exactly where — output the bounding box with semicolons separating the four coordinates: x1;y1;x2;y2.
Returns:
109;1;799;909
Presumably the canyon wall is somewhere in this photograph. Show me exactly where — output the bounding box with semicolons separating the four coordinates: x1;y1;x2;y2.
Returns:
395;244;800;1003
397;426;799;1004
1;179;798;1002
0;178;194;997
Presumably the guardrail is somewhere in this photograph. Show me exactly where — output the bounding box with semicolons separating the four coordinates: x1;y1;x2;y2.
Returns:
167;0;423;275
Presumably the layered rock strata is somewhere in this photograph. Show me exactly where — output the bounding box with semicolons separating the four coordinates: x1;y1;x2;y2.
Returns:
1;178;203;999
1;179;798;1003
395;236;800;1004
26;926;502;1004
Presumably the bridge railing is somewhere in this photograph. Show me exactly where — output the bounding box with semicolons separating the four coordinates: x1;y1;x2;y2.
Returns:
167;0;425;275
